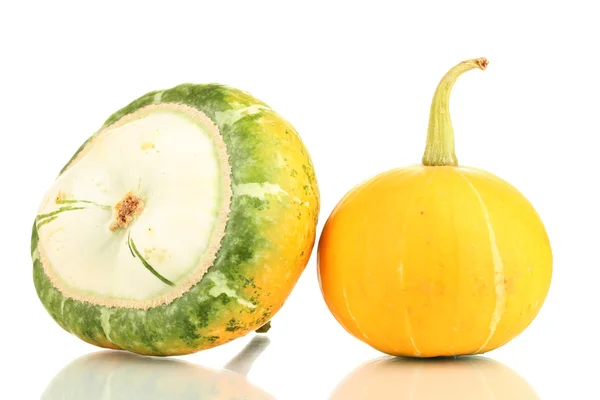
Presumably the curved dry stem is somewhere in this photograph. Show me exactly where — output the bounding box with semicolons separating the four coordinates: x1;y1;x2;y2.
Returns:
422;58;488;166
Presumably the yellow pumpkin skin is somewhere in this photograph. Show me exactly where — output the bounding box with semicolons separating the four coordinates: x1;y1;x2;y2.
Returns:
318;164;552;357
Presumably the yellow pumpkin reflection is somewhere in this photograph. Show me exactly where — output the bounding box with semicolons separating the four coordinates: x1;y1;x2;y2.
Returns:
330;355;539;399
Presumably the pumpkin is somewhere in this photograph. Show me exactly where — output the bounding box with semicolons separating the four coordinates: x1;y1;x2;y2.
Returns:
329;355;539;399
317;58;552;357
32;83;319;356
42;336;274;399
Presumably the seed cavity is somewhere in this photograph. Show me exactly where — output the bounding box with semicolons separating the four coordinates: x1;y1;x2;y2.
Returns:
110;192;144;231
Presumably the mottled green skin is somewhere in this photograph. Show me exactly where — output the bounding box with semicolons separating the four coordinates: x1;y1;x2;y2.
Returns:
32;84;319;356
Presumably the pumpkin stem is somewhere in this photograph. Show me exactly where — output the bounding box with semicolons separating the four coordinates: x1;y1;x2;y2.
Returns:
255;321;272;333
422;57;488;166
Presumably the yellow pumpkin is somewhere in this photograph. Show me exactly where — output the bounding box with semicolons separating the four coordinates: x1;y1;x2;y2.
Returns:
329;356;540;399
317;58;552;357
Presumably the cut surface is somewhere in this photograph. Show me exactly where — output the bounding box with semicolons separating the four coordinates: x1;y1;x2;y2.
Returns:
35;103;231;309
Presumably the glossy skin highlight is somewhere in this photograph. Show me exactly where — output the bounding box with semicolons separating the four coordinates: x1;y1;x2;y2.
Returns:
318;165;551;357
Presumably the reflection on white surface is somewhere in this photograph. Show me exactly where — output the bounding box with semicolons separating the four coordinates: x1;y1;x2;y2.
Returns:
42;336;274;400
330;355;539;400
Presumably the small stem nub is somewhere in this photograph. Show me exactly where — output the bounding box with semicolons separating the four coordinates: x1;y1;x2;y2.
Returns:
422;58;488;166
255;321;271;333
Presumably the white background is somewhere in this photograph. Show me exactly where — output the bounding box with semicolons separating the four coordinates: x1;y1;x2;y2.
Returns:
1;1;599;399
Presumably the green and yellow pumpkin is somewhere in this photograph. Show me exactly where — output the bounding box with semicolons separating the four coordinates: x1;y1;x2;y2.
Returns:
32;83;319;356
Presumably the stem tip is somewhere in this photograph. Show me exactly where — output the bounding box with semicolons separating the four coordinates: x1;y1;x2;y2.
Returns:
476;58;489;70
